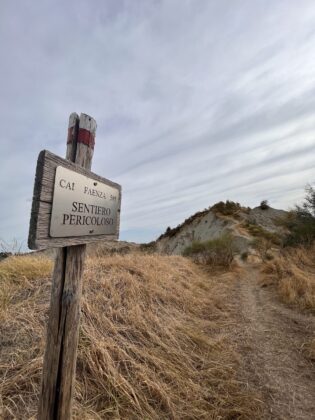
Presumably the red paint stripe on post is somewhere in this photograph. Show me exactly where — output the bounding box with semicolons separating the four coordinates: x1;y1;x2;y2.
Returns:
77;128;95;149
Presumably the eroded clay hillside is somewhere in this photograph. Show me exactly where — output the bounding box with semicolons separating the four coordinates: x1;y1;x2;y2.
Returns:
156;201;287;255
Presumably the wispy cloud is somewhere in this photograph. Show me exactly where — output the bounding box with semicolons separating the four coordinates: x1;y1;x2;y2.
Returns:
0;0;314;246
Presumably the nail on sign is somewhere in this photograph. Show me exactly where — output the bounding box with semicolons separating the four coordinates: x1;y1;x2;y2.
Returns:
50;166;120;237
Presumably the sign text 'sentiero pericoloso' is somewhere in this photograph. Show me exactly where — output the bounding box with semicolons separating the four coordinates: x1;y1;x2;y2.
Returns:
50;166;120;237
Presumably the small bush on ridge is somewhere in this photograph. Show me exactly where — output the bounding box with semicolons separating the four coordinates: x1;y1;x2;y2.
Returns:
260;200;270;210
211;200;242;216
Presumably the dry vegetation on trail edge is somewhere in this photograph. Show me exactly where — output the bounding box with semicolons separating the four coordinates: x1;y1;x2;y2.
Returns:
0;253;261;419
262;245;315;360
262;245;315;312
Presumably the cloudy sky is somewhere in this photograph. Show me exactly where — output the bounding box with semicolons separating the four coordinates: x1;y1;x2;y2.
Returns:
1;0;315;248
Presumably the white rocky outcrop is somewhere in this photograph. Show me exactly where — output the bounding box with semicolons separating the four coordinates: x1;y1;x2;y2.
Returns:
156;206;287;255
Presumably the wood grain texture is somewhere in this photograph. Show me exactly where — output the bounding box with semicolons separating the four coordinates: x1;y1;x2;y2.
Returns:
38;113;100;420
66;112;79;161
28;149;121;250
38;245;86;419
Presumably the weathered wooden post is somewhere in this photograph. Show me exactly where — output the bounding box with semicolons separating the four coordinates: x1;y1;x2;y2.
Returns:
38;113;94;419
28;113;121;419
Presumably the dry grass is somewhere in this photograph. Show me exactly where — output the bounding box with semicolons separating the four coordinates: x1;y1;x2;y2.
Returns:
0;252;261;419
261;246;315;366
0;255;52;320
262;245;315;311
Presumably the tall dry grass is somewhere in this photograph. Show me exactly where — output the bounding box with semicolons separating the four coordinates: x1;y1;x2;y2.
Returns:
262;245;315;311
0;252;261;419
0;255;52;320
262;246;315;364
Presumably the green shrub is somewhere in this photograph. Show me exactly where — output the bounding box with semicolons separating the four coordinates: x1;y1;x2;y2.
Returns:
183;233;235;268
281;185;315;247
140;241;157;253
183;241;207;256
283;215;315;247
260;200;269;210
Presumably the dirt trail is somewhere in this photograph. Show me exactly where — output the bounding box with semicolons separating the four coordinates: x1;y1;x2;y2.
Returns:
229;265;315;420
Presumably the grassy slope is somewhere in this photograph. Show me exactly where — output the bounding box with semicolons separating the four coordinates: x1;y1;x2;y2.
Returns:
0;253;260;419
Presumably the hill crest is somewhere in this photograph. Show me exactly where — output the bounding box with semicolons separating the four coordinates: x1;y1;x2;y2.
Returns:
155;201;287;255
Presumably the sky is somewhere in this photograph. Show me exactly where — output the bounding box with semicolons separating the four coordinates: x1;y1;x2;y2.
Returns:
0;0;315;249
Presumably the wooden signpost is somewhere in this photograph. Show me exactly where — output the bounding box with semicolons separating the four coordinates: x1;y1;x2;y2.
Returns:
28;113;121;419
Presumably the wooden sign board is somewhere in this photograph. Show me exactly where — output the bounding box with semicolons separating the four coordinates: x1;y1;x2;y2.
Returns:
28;149;121;250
